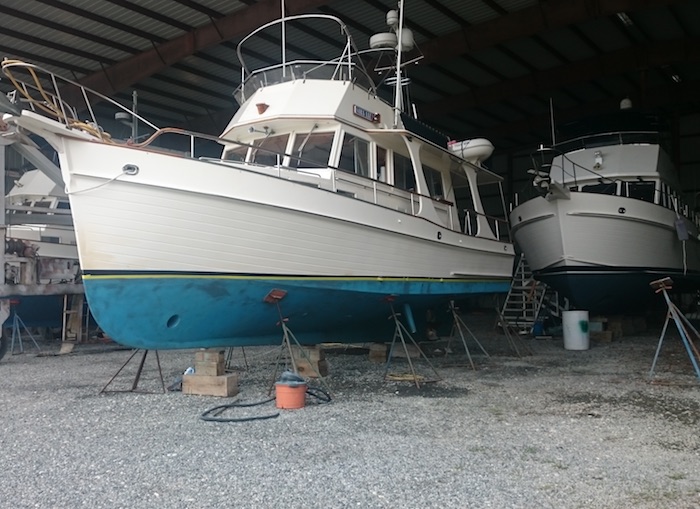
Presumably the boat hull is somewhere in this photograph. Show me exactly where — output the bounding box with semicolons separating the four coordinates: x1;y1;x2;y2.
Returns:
84;273;508;349
53;138;512;348
510;193;700;313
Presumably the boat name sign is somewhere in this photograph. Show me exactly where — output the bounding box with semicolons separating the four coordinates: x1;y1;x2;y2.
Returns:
353;105;380;124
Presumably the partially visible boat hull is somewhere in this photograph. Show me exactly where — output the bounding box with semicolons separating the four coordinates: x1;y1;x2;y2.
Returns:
510;193;700;313
536;267;700;313
84;273;509;349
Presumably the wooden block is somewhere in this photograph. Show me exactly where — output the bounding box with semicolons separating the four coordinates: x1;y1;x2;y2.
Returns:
194;349;225;363
182;373;238;397
590;330;614;343
589;320;605;333
608;321;624;339
391;343;420;359
194;359;225;376
368;343;387;363
292;345;325;362
295;359;329;378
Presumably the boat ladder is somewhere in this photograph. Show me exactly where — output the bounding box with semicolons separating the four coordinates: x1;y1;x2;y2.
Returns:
498;254;567;335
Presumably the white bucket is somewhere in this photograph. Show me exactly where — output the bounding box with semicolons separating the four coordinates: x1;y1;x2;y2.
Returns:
562;310;590;350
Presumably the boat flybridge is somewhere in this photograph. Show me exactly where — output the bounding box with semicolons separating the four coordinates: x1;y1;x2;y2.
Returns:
217;12;508;245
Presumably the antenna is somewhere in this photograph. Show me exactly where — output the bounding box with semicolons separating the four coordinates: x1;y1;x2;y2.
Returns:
281;0;286;78
549;97;555;146
393;0;405;128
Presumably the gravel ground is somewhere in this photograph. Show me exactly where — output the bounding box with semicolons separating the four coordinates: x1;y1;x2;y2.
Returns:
1;311;700;509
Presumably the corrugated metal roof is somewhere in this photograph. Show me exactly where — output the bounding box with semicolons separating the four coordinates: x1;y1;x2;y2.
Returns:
0;0;697;165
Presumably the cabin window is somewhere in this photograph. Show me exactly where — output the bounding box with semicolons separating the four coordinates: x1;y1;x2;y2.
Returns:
424;166;444;199
581;182;617;195
224;145;248;162
338;134;370;177
628;181;656;203
290;132;334;168
377;146;387;182
394;153;416;191
250;134;290;166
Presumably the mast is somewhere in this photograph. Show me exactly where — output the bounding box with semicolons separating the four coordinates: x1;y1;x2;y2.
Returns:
393;0;405;128
281;0;287;78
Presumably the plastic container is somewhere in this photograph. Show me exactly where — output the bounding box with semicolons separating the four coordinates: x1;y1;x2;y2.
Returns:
275;382;308;409
562;310;590;350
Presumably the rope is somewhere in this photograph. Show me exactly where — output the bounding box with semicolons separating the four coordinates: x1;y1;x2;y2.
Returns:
2;59;114;142
64;170;129;195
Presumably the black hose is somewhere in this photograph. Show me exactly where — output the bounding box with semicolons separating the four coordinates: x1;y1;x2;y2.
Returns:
305;386;331;403
199;396;279;423
0;333;8;361
199;386;332;423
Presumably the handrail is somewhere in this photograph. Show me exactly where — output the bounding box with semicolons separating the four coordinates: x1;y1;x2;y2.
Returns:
1;59;159;140
234;14;376;103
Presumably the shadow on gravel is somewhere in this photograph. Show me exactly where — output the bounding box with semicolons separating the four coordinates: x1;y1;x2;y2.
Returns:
555;390;700;426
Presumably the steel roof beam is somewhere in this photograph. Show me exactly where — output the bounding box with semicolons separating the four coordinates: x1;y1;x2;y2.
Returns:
420;37;700;119
419;0;687;66
78;0;332;96
478;79;700;146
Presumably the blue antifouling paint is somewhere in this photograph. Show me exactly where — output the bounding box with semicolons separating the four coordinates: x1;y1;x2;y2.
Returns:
403;302;417;333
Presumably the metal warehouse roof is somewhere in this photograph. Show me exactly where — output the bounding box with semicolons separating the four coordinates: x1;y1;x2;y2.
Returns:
1;0;699;191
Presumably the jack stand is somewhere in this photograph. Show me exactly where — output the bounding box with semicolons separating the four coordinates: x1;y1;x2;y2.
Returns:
9;311;41;355
649;277;700;380
100;349;166;394
382;301;441;389
225;346;249;371
447;301;489;370
264;289;331;396
495;308;533;358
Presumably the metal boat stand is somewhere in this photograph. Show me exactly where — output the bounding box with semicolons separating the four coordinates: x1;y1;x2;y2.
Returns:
446;301;489;370
9;311;42;355
495;308;533;358
649;277;700;380
382;301;441;389
225;346;249;371
100;349;166;394
264;289;331;396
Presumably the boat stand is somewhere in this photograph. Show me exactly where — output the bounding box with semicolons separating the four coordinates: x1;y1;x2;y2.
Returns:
495;308;533;358
9;311;41;355
225;346;249;371
649;278;700;380
100;349;166;394
264;289;331;395
382;302;441;389
446;301;489;370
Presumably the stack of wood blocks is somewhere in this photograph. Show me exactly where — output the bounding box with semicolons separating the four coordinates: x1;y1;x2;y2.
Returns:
292;345;328;378
368;343;387;363
589;315;648;343
182;349;238;397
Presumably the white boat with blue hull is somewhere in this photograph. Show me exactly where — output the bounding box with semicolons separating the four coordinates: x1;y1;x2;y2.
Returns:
510;106;700;313
2;3;514;349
